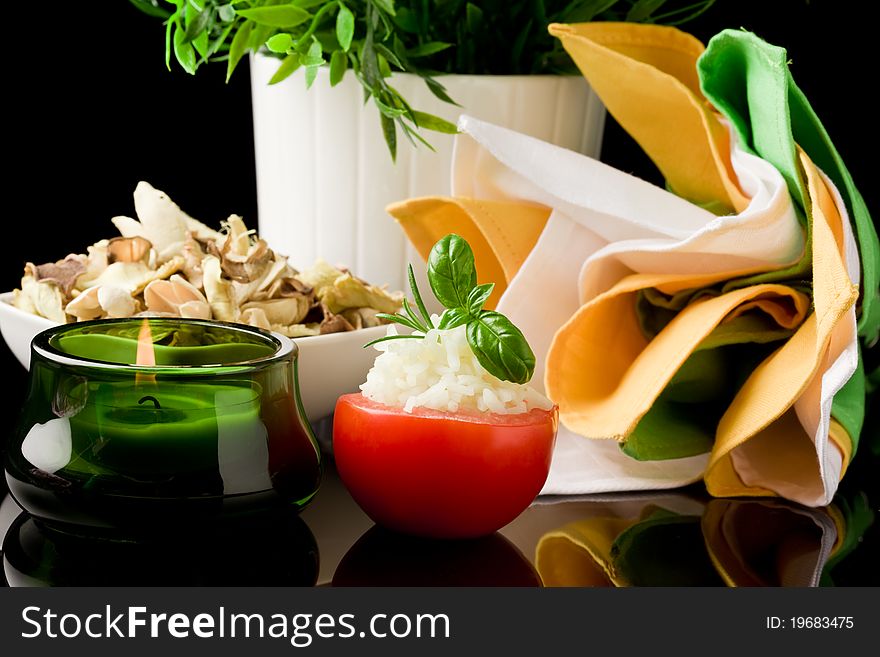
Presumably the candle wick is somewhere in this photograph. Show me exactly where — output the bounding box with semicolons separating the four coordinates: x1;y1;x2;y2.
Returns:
138;395;161;409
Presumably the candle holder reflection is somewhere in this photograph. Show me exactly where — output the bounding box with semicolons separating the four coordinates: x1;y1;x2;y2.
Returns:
2;506;319;587
4;318;322;533
332;525;542;587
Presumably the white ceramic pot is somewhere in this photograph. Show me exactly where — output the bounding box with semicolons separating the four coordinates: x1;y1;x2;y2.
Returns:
250;54;606;295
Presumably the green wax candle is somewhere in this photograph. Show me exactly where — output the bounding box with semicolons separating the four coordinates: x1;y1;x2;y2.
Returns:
65;382;270;492
9;317;322;530
56;332;274;366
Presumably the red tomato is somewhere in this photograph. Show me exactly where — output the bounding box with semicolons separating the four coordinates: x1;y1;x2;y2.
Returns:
332;393;558;539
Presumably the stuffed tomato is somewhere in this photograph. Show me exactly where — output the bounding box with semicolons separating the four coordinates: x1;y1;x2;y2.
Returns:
332;233;559;539
333;393;558;539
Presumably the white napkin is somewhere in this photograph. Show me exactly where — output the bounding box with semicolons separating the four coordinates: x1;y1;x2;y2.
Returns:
449;115;856;498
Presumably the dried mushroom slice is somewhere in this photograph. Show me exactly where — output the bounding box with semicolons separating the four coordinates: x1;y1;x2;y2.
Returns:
15;275;67;323
181;233;206;290
297;259;345;296
107;236;152;264
320;273;403;314
184;216;222;243
66;285;138;321
320;312;355;335
240;307;272;332
340;307;386;330
240;296;311;326
202;255;237;321
79;257;184;296
144;275;211;320
278;323;321;338
256;275;313;301
213;215;272;283
111;182;190;262
33;256;87;298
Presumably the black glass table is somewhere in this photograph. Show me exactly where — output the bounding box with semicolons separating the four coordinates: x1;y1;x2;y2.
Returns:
3;448;877;587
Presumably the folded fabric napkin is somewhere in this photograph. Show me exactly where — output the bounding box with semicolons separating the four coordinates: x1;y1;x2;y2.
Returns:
387;24;878;507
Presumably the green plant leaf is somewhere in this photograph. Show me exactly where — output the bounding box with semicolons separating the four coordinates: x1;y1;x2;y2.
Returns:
561;0;620;23
424;77;459;106
511;18;533;70
467;311;536;384
465;3;484;32
373;0;396;16
412;111;457;134
336;4;355;51
266;33;293;52
626;0;668;21
377;310;427;333
193;30;209;58
300;39;324;66
183;6;210;42
305;65;319;87
292;0;332;7
329;49;347;85
427;233;477;309
165;11;174;70
467;283;494;316
173;23;198;74
438;307;470;330
407;263;434;327
269;52;301;84
380;113;397;161
393;7;419;33
237;5;311;28
373;95;406;117
363;334;421;348
217;3;236;22
377;53;392;77
129;0;172;19
406;41;452;58
374;43;403;70
226;20;253;81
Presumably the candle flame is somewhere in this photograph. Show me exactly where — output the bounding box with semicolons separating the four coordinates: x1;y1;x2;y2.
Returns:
135;318;156;385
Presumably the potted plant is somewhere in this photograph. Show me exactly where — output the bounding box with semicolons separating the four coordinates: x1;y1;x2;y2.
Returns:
132;0;716;292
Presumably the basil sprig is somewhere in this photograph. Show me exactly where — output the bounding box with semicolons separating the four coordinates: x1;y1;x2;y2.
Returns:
367;234;536;385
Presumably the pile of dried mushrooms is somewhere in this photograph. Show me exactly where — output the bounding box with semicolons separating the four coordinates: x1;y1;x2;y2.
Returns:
14;182;403;336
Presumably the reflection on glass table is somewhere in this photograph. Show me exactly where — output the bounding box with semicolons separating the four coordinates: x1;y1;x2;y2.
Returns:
1;461;875;587
1;499;318;587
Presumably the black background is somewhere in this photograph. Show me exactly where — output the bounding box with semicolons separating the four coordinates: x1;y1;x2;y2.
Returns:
1;1;878;579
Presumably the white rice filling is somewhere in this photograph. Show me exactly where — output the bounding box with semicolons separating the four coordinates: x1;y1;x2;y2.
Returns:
360;320;553;414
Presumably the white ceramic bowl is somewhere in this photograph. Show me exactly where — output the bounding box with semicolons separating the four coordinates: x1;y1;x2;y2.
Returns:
0;291;383;423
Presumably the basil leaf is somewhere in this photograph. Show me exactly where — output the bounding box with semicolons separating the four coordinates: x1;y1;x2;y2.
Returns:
467;283;494;316
336;4;355;52
236;6;311;28
439;307;470;330
427;233;477;310
467;312;535;384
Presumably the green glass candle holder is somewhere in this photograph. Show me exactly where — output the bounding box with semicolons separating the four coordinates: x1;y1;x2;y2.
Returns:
4;318;322;532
